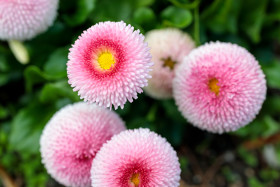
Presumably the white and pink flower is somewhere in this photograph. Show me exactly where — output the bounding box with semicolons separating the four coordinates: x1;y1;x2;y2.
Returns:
67;21;153;109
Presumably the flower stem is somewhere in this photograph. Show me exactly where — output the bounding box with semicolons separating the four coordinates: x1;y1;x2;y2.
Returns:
0;164;17;187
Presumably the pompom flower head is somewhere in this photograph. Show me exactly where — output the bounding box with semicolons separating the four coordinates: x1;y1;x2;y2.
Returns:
0;0;59;41
91;128;181;187
40;102;126;187
144;28;195;99
173;42;266;133
67;21;153;109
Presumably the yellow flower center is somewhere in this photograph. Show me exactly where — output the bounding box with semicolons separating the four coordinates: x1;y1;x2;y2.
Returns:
162;57;176;70
97;52;115;70
208;78;220;96
130;173;140;186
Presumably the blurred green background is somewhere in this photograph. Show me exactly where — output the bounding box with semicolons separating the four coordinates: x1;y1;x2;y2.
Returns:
1;0;280;186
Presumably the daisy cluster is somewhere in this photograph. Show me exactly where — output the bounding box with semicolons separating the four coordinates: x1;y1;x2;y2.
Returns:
42;21;180;187
143;30;266;134
2;1;267;186
40;20;266;186
40;103;181;187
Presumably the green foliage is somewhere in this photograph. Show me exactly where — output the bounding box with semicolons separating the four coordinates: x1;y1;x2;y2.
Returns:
201;0;241;34
260;168;280;181
222;166;240;183
237;147;258;167
263;59;280;89
1;0;280;186
43;47;69;79
9;101;56;154
39;81;80;103
63;0;96;26
161;6;193;28
248;177;265;187
0;105;8;119
133;7;156;30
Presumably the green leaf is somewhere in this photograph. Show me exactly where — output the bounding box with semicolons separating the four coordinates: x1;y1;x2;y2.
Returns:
24;66;55;92
248;177;265;187
39;80;80;103
233;115;280;138
201;0;241;34
262;116;280;136
161;6;193;28
263;60;280;89
133;7;156;30
9;102;56;154
91;0;133;22
63;0;96;26
238;147;258;167
240;0;268;43
43;47;69;79
135;0;155;7
260;168;280;181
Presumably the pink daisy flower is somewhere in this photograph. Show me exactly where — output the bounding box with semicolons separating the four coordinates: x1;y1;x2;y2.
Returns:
67;21;153;109
173;42;266;133
144;28;195;99
40;102;126;187
91;128;181;187
0;0;59;41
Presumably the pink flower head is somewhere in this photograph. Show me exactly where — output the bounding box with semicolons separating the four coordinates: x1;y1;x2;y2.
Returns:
173;42;267;133
91;128;181;187
144;28;195;99
40;102;126;187
67;21;153;109
0;0;58;41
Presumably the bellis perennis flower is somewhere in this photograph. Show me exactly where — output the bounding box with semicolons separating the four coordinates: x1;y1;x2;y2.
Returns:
40;102;126;187
67;21;153;109
144;28;195;99
173;42;266;133
91;128;181;187
0;0;59;41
